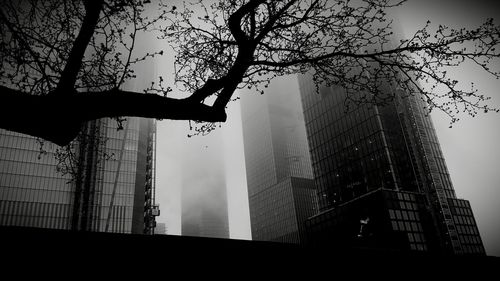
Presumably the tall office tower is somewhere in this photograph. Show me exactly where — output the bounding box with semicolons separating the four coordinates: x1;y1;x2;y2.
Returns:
71;117;158;234
240;76;317;244
0;117;157;234
298;71;485;254
181;130;229;239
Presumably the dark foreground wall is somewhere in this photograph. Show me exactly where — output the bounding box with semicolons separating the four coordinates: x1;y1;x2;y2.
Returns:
0;226;497;276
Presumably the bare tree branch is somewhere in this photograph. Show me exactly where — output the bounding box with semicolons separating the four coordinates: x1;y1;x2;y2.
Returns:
0;85;226;146
56;0;104;94
0;0;498;146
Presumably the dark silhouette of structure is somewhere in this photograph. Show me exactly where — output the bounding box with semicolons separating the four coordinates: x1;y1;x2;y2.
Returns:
1;226;497;274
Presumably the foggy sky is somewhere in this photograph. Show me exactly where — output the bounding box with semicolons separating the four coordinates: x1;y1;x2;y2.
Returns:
180;129;229;238
149;0;500;256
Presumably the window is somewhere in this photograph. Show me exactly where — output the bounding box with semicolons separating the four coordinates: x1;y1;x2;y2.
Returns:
392;221;399;231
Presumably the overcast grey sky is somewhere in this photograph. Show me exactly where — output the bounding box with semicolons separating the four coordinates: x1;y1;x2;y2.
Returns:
151;0;500;256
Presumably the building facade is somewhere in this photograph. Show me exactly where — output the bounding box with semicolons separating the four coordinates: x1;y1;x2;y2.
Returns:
0;129;74;229
240;77;317;244
298;73;485;255
0;117;158;234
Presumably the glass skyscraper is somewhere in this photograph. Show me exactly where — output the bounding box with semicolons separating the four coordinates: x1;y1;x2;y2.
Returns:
0;117;157;234
298;72;485;255
0;129;74;229
240;77;317;244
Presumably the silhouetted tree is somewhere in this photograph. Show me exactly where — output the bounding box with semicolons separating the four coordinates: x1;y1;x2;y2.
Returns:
1;0;499;146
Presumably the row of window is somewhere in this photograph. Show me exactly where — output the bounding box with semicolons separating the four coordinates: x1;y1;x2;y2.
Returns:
243;125;277;194
100;181;136;195
98;204;134;220
0;173;70;190
311;128;384;167
391;191;419;203
440;189;456;199
102;160;138;173
429;171;455;193
0;200;72;218
0;147;59;166
407;232;427;244
461;245;485;254
386;199;421;211
396;200;419;211
409;243;428;251
0;160;61;178
103;149;140;162
307;105;378;144
389;209;421;221
298;78;322;110
250;183;301;238
284;133;314;179
104;127;140;141
0;215;72;230
253;218;298;237
459;233;482;245
253;216;298;232
302;84;359;123
0;182;135;205
95;218;133;234
453;214;476;226
454;220;480;235
0;129;29;137
101;171;138;184
0;168;137;190
93;184;136;203
451;206;474;217
0;134;58;153
0;187;73;204
313;160;395;206
247;168;278;195
313;146;392;181
449;198;471;208
250;187;295;217
429;142;449;170
105;139;139;152
406;104;454;200
391;220;424;233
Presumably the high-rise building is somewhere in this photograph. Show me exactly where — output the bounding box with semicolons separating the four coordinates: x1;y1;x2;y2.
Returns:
0;0;160;235
181;130;229;239
298;71;485;255
72;117;158;234
240;77;317;244
0;117;157;234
